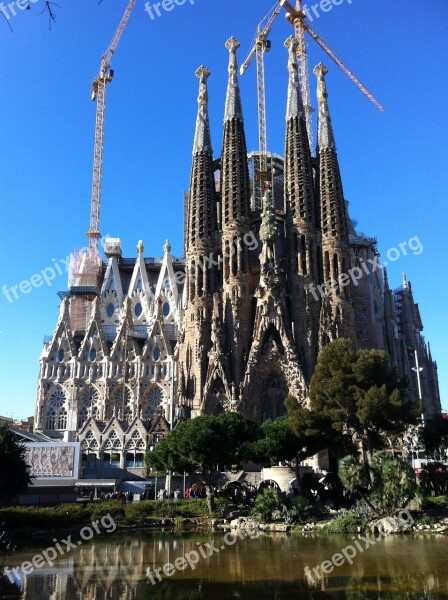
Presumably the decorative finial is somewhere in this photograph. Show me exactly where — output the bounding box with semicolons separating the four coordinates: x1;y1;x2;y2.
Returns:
403;272;408;289
285;35;299;72
224;37;243;121
285;35;304;119
313;63;335;150
193;66;212;153
314;63;329;100
163;240;171;254
137;240;144;255
226;36;240;81
259;186;278;244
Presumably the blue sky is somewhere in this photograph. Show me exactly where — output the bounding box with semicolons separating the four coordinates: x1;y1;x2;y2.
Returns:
0;0;447;419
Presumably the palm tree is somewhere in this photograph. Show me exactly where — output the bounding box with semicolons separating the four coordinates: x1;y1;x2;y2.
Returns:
338;455;380;516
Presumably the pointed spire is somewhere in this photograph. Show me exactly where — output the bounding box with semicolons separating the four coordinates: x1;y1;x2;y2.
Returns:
402;272;408;289
163;239;171;255
314;63;336;151
193;66;212;154
187;65;217;251
221;37;250;227
285;36;305;120
224;37;243;121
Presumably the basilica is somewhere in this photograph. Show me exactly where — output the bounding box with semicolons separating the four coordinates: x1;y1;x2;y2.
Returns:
34;36;441;479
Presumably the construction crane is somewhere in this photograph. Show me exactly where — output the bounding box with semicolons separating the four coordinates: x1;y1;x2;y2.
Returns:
87;0;136;251
294;0;314;154
240;4;282;194
278;0;385;112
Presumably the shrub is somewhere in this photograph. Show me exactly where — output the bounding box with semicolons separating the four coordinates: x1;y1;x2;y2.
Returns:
254;487;282;523
321;514;368;534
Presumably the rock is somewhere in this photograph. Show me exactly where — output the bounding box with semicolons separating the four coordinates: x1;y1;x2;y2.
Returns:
370;516;413;535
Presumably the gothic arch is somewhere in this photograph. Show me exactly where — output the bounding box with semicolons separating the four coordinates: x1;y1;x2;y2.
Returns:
78;386;100;428
140;385;165;421
45;386;68;430
202;378;227;416
106;385;133;420
260;373;288;422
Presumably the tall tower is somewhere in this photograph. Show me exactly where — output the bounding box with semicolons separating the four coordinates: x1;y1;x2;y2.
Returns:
283;36;320;378
180;66;219;414
220;37;253;396
314;63;355;343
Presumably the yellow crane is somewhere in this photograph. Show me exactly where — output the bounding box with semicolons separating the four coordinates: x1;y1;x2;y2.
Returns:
87;0;136;251
240;4;282;190
278;0;385;113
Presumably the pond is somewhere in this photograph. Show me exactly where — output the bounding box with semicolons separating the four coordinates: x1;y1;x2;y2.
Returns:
3;530;448;599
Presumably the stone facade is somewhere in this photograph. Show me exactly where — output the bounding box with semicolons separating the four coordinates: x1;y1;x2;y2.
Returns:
34;36;441;476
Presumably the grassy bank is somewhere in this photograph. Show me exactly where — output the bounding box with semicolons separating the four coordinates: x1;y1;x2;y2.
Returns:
0;499;214;531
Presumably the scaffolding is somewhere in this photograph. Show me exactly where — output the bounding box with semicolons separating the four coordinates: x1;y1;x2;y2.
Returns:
68;247;101;292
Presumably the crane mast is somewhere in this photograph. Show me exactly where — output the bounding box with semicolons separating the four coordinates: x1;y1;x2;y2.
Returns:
87;0;136;251
278;0;385;112
241;4;282;197
294;0;314;155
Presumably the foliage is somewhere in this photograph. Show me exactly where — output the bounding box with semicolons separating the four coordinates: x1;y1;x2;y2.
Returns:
418;463;448;496
416;515;437;526
306;340;421;461
369;451;417;516
286;396;338;458
338;455;370;495
420;415;448;459
299;472;324;502
421;495;448;510
0;424;33;503
0;499;213;529
253;487;282;523
145;413;261;513
338;451;417;517
248;417;302;466
281;495;311;524
321;514;368;534
146;413;261;482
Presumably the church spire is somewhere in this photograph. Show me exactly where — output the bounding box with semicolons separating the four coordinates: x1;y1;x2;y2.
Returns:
219;37;252;399
314;63;336;151
314;63;348;243
221;37;250;227
284;35;317;265
314;62;355;341
193;66;212;154
187;66;217;253
285;36;305;120
224;37;243;122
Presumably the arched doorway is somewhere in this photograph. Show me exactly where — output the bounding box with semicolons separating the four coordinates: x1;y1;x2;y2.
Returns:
261;375;288;422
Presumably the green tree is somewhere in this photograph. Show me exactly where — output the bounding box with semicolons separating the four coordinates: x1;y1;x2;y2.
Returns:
339;451;417;517
307;339;420;464
0;423;32;504
369;451;416;516
253;487;282;523
338;455;378;515
421;415;448;460
249;413;327;484
145;413;261;512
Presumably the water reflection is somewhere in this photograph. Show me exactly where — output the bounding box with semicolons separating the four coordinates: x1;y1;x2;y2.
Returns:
4;532;448;599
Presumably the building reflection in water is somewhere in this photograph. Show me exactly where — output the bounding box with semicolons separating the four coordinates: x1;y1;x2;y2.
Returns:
13;533;448;600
